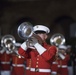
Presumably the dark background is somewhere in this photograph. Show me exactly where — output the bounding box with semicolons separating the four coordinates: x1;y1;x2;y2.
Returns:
0;0;76;48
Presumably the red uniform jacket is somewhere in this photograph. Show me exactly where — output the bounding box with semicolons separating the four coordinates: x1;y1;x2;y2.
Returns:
11;54;25;75
51;60;58;75
18;42;57;75
0;52;12;71
25;58;32;75
57;54;70;75
0;53;1;71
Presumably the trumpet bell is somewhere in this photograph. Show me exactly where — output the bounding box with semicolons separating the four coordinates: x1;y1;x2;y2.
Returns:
1;35;16;49
7;43;15;52
50;33;65;46
17;22;34;40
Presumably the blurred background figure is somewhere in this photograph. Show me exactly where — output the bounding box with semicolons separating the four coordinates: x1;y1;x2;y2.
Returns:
0;34;17;75
74;52;76;75
51;52;58;75
67;45;73;75
50;33;66;75
25;58;31;75
11;42;26;75
57;45;70;75
0;47;12;75
0;45;3;75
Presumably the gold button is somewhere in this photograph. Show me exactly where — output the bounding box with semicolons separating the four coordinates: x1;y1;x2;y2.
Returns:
37;58;39;60
18;56;21;58
36;62;38;64
37;55;39;57
36;65;38;67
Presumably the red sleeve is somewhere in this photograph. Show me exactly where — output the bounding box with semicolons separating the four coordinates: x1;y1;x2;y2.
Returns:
18;47;29;58
64;54;70;62
41;46;57;62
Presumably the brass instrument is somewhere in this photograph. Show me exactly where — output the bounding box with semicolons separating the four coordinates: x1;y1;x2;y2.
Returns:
50;33;65;47
1;35;22;58
17;22;34;40
50;33;66;59
1;35;16;52
17;22;43;45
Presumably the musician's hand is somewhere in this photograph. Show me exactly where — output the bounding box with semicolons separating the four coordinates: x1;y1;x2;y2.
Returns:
26;39;34;47
27;37;38;47
31;37;38;45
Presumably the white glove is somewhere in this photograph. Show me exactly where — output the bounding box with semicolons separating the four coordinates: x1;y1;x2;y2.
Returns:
26;39;34;48
0;49;5;54
29;37;38;46
34;43;46;55
27;37;46;55
21;41;28;51
6;50;12;54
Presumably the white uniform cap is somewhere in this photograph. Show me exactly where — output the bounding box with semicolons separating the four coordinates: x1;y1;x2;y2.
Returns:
14;43;21;47
33;25;50;33
58;45;67;50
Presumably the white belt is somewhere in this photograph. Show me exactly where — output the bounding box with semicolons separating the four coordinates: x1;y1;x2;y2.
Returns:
12;64;24;67
52;62;58;64
51;71;57;74
1;62;10;64
58;65;67;68
26;67;30;70
30;68;51;72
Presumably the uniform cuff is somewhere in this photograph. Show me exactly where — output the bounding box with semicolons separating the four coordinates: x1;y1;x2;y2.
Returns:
21;42;27;51
34;43;46;55
58;53;65;59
